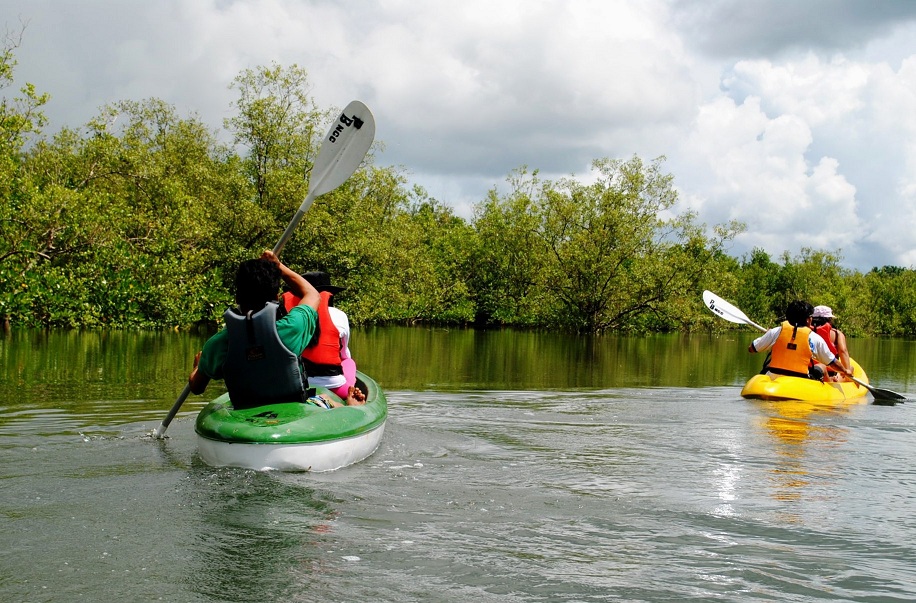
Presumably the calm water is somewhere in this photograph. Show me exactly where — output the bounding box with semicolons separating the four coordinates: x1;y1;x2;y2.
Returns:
1;327;915;602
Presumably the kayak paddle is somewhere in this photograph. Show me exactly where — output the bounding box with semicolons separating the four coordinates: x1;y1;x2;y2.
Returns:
273;100;376;256
702;290;767;332
152;101;377;439
702;290;907;403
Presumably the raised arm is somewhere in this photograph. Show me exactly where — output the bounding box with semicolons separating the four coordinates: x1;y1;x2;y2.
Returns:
260;250;319;311
835;329;851;375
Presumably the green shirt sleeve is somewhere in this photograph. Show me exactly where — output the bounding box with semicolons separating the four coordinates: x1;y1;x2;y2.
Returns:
277;304;318;356
196;304;317;381
198;328;228;380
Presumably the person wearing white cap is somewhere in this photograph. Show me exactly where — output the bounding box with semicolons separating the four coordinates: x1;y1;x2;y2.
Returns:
811;305;851;382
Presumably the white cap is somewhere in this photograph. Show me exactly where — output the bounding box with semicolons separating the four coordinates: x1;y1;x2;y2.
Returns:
812;305;835;318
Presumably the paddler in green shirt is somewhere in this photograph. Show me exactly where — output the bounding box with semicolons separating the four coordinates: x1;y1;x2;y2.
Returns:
189;250;365;409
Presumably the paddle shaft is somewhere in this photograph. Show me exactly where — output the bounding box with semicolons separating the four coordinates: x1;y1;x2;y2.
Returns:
273;204;312;256
152;383;191;439
850;375;875;392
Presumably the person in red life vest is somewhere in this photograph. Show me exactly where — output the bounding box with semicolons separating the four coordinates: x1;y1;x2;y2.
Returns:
281;271;362;404
811;305;851;382
748;300;853;381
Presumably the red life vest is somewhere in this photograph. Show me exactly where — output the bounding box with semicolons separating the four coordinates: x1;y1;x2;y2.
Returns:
300;291;342;374
814;322;841;376
281;291;299;313
814;323;838;355
281;291;343;376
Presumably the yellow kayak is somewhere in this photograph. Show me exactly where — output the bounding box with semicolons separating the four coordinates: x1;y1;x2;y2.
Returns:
741;359;869;402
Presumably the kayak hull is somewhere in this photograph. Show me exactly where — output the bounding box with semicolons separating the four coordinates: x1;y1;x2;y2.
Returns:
195;371;387;472
741;359;869;402
196;423;385;472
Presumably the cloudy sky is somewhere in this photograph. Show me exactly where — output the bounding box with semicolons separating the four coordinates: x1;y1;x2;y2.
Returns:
5;0;916;271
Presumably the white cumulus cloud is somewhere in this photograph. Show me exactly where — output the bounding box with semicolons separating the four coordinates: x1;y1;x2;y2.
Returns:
4;0;916;270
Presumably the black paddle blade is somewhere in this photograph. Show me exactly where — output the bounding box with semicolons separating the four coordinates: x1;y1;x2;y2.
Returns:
871;387;907;403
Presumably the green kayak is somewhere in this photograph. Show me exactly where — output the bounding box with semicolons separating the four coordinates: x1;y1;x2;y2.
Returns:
195;371;387;472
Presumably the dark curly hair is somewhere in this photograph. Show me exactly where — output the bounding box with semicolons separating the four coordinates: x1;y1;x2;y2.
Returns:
785;300;813;328
233;258;281;312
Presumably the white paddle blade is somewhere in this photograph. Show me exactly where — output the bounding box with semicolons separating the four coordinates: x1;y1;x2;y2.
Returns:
703;290;748;324
306;100;376;202
274;100;376;255
703;290;767;332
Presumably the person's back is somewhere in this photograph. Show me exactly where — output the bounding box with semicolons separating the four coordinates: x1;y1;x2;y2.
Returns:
767;301;816;377
222;302;308;409
189;251;320;408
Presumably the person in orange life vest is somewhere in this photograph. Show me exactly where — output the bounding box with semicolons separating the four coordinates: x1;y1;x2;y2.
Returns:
748;300;853;381
811;305;851;382
281;270;361;403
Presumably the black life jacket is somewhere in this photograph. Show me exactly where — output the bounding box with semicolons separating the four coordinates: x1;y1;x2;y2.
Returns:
222;302;307;410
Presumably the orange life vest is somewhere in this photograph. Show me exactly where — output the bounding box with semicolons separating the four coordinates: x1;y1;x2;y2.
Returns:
768;321;814;377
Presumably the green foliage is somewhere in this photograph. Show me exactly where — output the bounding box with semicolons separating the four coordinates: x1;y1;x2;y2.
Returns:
469;157;745;333
0;28;48;200
225;63;327;217
0;88;238;327
717;247;872;336
469;171;548;326
308;176;476;326
3;37;916;335
863;267;916;336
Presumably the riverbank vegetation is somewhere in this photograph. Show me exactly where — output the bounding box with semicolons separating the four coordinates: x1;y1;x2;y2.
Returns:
2;43;914;335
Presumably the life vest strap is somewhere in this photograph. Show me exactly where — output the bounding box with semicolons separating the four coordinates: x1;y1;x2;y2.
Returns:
302;359;344;377
768;366;814;379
